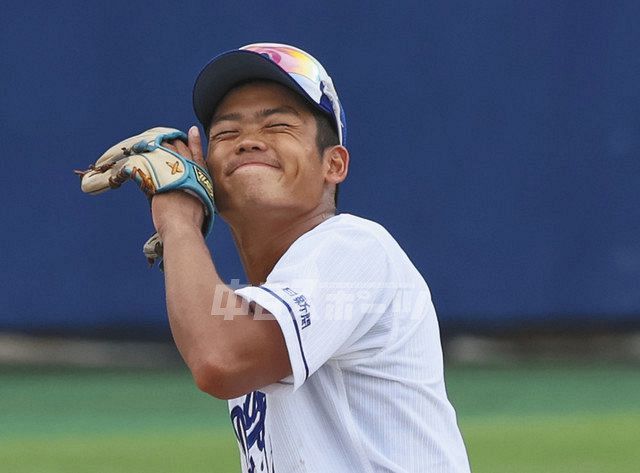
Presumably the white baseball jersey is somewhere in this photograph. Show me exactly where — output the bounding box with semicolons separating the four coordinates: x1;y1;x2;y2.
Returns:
230;214;470;473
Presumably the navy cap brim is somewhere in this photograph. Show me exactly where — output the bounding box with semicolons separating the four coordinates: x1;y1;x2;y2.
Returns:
193;49;325;130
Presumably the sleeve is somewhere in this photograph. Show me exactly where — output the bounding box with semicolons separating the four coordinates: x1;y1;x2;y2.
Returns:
234;227;395;394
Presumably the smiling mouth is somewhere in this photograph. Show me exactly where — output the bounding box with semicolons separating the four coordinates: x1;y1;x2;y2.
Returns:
232;162;280;173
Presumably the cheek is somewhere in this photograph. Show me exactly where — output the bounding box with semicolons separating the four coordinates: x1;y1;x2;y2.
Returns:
291;152;326;197
287;140;320;175
204;156;228;202
205;147;226;177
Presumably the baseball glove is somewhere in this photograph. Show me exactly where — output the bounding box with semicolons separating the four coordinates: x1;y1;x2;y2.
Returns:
74;127;215;268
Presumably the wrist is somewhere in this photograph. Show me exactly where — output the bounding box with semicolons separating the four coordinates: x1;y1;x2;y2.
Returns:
152;192;206;240
157;221;203;242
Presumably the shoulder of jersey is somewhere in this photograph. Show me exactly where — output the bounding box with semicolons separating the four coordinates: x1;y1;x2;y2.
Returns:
329;214;394;242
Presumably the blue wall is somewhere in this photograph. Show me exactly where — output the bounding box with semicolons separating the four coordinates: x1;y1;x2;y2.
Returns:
1;1;638;337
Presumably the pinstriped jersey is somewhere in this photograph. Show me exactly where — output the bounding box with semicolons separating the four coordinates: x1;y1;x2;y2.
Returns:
230;214;470;473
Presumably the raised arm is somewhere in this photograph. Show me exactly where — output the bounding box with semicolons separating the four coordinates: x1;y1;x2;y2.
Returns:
153;126;291;399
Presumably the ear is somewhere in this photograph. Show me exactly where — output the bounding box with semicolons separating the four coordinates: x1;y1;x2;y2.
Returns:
323;145;349;185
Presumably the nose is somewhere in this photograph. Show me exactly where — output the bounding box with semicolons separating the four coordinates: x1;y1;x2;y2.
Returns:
235;134;268;154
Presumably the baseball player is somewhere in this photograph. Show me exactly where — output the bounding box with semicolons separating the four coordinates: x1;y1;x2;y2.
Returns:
79;43;471;472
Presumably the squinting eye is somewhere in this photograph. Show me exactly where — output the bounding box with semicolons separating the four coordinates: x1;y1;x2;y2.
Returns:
267;123;290;128
212;130;237;140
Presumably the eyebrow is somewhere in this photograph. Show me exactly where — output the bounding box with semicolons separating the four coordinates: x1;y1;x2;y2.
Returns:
210;106;300;127
259;106;300;118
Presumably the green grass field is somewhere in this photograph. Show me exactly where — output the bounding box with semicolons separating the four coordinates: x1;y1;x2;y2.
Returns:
1;362;639;472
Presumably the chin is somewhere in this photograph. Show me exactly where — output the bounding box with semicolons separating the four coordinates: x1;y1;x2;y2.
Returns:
219;185;294;216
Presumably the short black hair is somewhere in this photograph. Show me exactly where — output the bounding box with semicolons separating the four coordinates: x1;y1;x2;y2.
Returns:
310;108;341;207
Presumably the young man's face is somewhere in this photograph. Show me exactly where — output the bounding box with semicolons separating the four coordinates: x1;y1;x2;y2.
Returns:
206;81;330;220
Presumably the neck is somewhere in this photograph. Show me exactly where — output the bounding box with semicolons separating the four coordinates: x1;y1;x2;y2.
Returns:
226;206;335;285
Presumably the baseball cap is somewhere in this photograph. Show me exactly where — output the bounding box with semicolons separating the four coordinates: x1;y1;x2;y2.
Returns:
192;42;346;145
